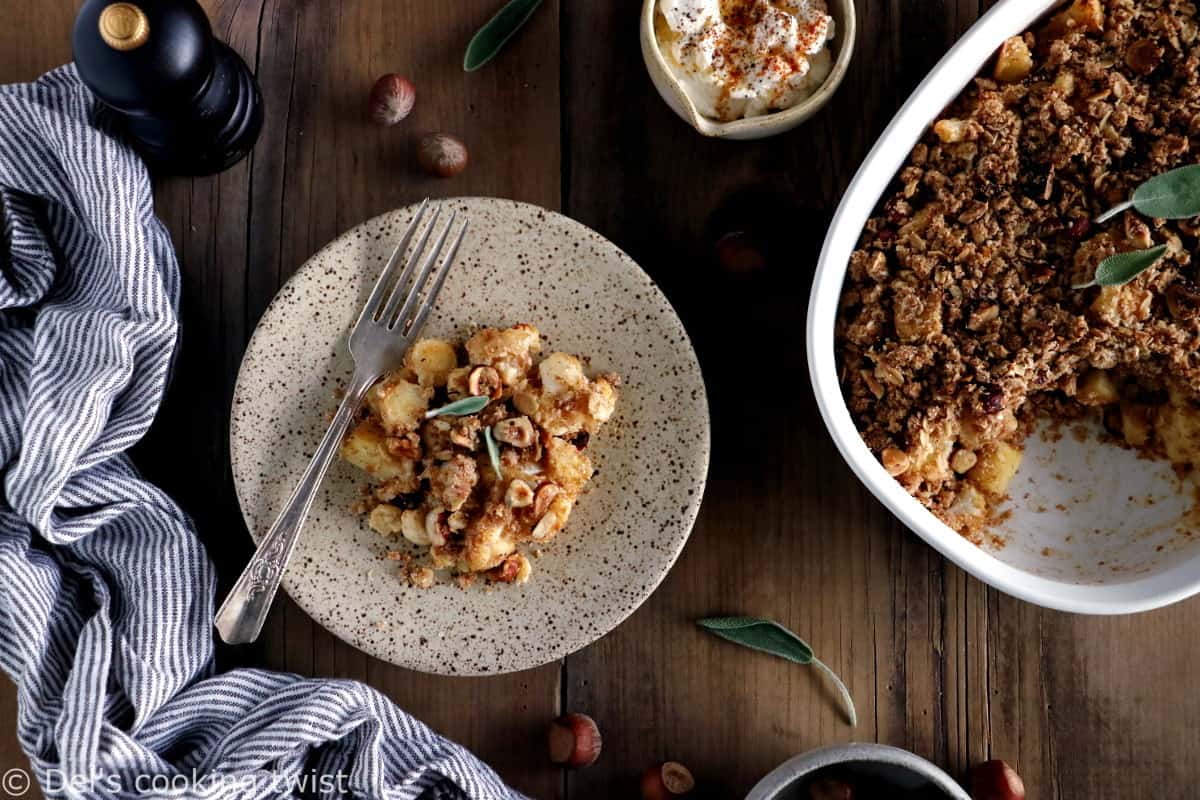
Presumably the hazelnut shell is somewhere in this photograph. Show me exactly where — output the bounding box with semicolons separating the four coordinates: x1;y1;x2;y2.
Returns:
969;760;1026;800
548;713;601;769
368;74;415;126
417;133;469;178
640;762;694;799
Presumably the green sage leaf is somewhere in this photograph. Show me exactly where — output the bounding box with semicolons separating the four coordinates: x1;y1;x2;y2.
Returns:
1098;165;1200;222
697;617;857;726
485;426;503;479
697;617;815;664
425;395;489;419
1132;164;1200;219
1074;244;1168;289
464;0;544;72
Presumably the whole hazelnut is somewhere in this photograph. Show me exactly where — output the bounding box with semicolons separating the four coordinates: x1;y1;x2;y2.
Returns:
548;713;601;768
969;760;1025;800
640;762;694;800
368;74;415;126
417;133;469;178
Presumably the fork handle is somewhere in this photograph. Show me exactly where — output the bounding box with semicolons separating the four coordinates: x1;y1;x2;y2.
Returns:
215;371;376;644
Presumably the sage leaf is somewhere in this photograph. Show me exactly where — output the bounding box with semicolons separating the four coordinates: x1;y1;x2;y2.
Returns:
1097;164;1200;222
425;395;489;419
697;617;857;726
485;426;503;479
1074;244;1168;289
464;0;544;72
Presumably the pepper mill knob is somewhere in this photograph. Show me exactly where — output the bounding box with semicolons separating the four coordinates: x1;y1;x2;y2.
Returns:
98;3;150;51
73;0;264;175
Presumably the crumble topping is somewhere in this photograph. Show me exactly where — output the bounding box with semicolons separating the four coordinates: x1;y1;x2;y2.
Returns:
836;0;1200;539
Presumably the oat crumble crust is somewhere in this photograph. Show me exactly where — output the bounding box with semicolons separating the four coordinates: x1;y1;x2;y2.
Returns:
836;0;1200;539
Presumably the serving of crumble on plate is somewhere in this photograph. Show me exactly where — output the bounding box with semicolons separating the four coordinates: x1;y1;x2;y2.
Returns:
340;324;619;588
230;197;709;674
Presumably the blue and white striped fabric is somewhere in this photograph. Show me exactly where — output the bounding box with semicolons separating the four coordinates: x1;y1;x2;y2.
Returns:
0;65;526;800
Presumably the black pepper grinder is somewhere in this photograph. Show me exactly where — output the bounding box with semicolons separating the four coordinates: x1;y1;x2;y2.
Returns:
73;0;263;175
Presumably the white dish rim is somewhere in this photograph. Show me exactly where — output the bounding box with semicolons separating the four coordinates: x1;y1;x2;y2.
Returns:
805;0;1200;615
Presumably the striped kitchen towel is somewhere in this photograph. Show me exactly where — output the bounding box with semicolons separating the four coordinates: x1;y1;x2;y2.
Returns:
0;65;527;800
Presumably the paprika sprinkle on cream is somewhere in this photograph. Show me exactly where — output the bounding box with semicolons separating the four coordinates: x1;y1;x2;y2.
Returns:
655;0;835;121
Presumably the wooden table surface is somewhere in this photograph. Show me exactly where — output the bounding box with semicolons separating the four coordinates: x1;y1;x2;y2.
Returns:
2;1;1199;798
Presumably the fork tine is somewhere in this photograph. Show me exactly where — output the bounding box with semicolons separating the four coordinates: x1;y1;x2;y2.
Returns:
352;198;429;333
404;220;468;337
382;210;457;330
374;206;442;323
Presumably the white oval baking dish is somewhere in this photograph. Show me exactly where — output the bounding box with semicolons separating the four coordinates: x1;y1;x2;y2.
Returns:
808;0;1200;614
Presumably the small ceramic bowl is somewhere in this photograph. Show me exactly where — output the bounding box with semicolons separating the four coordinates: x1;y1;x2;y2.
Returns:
745;744;971;800
640;0;856;140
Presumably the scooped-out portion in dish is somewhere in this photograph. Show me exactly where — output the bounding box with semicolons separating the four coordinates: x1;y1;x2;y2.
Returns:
836;0;1200;542
340;324;620;587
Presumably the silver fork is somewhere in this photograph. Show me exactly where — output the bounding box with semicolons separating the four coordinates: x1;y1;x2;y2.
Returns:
215;199;467;645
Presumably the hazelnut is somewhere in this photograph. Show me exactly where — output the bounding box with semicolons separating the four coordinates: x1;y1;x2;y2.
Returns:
880;447;910;477
640;762;694;799
490;553;528;584
950;448;978;474
417;133;468;178
966;304;999;331
449;422;477;450
532;510;562;541
424;510;449;546
506;479;534;508
493;416;536;447
468;365;503;399
969;760;1025;800
400;509;429;545
714;231;767;275
548;713;601;769
532;482;563;518
368;74;415;126
808;777;854;800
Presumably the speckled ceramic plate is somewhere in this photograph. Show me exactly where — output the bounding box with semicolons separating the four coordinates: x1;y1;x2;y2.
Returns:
230;197;709;675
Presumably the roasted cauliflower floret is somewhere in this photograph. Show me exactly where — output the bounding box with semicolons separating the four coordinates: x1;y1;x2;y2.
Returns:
513;352;620;436
368;504;406;536
341;421;419;485
458;504;520;572
465;324;542;386
544;436;594;494
367;375;431;435
405;338;458;387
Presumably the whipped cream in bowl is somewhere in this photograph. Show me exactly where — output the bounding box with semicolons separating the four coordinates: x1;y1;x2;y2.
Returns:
640;0;855;139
